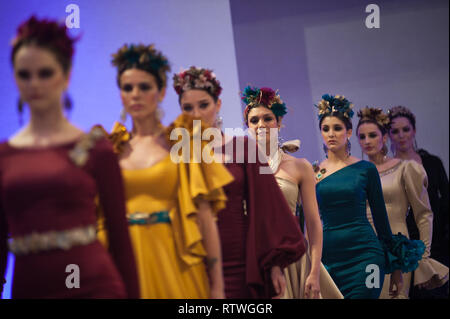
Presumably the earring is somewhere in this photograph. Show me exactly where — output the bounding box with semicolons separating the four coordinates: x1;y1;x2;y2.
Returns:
120;108;127;123
156;107;164;122
17;97;24;125
64;92;73;112
382;144;388;156
215;115;223;129
323;143;328;159
347;138;351;156
414;138;418;151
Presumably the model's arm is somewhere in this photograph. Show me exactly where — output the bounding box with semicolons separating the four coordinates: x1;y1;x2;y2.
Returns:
403;161;433;259
366;163;403;297
298;159;322;299
196;199;224;299
93;139;140;299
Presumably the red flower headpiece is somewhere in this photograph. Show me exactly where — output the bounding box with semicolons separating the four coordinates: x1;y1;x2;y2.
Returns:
11;16;78;70
173;66;222;100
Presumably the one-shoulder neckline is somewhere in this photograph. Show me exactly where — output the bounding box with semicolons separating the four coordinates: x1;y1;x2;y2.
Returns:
122;153;171;172
316;160;365;185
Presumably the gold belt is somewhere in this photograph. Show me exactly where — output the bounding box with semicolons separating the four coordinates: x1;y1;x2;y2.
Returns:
8;225;97;256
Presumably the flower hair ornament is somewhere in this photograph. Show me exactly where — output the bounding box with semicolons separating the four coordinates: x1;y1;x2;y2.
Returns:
357;106;390;129
112;44;170;88
315;94;354;121
11;16;78;69
173;66;222;100
242;86;287;121
386;106;416;127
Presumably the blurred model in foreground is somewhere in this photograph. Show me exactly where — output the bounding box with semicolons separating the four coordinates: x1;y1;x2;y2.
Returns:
0;16;139;298
97;46;232;298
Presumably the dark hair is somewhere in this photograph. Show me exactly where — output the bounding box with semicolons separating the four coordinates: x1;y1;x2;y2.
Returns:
357;118;387;135
319;112;353;130
356;107;389;135
173;66;222;104
112;44;170;91
244;104;282;127
387;105;416;130
11;16;77;74
178;88;219;105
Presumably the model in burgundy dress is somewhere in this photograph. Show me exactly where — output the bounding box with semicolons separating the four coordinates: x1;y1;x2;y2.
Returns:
0;133;139;298
217;136;306;298
172;66;306;299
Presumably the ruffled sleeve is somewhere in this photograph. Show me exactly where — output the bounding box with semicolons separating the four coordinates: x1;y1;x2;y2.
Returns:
166;114;234;265
366;162;425;274
243;136;306;298
402;160;449;288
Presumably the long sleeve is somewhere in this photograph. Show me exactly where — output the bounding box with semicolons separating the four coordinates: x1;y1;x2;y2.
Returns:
92;138;140;298
366;163;393;243
403;161;433;257
366;162;425;274
403;160;449;287
244;137;306;298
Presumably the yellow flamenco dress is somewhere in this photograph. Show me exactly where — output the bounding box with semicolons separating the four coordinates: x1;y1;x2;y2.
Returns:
96;114;234;298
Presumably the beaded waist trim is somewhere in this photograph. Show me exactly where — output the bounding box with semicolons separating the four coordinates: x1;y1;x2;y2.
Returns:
8;225;97;256
127;211;170;225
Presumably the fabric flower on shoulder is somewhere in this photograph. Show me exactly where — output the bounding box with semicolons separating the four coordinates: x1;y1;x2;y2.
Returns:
68;126;107;167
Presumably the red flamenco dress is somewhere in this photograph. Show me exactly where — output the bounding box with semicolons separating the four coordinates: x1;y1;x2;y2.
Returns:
217;136;306;298
0;129;139;298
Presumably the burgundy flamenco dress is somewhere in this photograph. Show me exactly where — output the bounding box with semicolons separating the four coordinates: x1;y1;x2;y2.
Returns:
217;136;306;298
0;130;139;298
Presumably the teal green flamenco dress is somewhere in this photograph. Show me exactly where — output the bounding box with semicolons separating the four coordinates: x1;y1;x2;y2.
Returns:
315;160;425;299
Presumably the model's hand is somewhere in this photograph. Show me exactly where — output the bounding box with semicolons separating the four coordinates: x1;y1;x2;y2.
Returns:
304;273;320;299
271;266;286;299
389;269;403;297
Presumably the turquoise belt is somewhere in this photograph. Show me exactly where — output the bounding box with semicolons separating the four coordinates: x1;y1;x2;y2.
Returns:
127;211;170;225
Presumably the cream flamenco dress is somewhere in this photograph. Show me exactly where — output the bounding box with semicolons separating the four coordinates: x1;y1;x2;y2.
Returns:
366;160;449;299
96;114;234;298
273;142;343;299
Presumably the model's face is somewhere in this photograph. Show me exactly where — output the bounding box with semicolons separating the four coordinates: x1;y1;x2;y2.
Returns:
13;45;69;113
180;89;221;127
247;106;279;142
389;116;415;152
357;122;387;157
321;116;352;153
119;68;165;121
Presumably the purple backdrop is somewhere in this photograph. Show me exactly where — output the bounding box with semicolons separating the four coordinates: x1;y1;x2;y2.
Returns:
230;0;449;173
